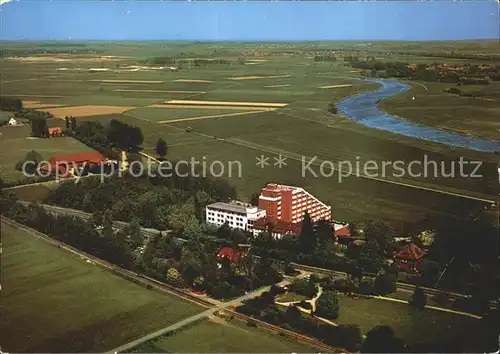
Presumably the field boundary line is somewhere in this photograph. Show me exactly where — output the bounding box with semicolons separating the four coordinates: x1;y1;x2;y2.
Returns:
158;110;264;123
224;137;496;204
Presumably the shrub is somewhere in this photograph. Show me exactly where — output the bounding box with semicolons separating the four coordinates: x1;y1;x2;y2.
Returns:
299;300;312;310
409;286;427;310
246;319;257;327
315;291;340;320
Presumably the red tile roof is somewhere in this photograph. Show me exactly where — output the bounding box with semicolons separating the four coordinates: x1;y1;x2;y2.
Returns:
48;127;63;135
253;217;301;235
49;151;105;165
217;247;241;263
393;243;424;261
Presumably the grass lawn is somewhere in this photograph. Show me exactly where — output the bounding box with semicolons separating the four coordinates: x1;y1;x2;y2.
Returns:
0;221;203;353
0;127;94;181
336;297;478;346
277;292;309;303
8;183;55;202
133;317;318;353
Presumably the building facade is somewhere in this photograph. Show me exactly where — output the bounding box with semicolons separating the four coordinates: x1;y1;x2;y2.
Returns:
205;202;266;233
258;183;331;224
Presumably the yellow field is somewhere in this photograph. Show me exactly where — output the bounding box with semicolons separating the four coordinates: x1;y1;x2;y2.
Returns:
173;79;214;83
90;80;164;84
227;75;291;81
163;100;288;107
40;105;134;118
149;104;277;111
265;84;291;88
6;56;124;63
319;84;353;89
114;89;205;94
158;110;264;123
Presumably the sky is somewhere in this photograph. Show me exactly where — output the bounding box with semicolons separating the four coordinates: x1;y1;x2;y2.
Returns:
0;0;498;41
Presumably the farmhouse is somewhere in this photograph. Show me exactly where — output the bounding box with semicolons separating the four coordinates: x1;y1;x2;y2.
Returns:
47;127;63;137
8;117;20;126
42;151;107;176
393;243;425;274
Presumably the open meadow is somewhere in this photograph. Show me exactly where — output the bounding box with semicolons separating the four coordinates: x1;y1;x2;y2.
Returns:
0;123;96;182
0;220;203;353
1;41;498;230
133;317;319;353
336;297;478;347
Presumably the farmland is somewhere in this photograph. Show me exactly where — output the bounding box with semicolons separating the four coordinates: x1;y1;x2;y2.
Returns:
336;297;478;347
0;220;203;353
133;317;318;353
1;40;499;231
0;123;95;182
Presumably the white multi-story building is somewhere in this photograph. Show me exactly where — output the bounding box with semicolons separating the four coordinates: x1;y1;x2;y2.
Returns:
205;202;266;233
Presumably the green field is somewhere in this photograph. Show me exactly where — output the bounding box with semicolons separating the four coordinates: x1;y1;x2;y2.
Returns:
380;81;500;141
0;221;203;352
134;317;318;353
337;297;477;346
0;124;94;181
1;41;498;231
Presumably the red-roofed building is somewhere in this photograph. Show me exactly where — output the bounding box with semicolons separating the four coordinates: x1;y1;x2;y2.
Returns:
251;217;302;239
216;247;242;264
393;243;425;274
47;127;63;137
41;151;107;177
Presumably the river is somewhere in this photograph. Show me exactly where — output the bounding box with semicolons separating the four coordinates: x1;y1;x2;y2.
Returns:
337;78;500;153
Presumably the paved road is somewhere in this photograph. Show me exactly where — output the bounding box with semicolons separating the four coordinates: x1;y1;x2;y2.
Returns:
108;280;291;354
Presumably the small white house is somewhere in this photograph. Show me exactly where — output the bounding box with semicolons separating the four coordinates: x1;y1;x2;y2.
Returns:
8;117;19;126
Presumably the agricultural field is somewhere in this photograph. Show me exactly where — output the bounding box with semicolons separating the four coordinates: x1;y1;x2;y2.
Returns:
133;317;318;353
336;297;478;347
1;41;498;231
0;124;93;182
0;221;203;353
380;81;500;141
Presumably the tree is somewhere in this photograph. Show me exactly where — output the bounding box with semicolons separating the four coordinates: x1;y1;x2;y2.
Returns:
126;217;143;249
339;324;363;352
249;192;260;206
374;269;397;295
315;291;340;320
328;102;338;114
409;286;427;310
155;138;168;160
15;150;43;174
358;239;382;270
30;118;48;137
364;221;395;257
299;211;316;253
183;215;203;240
192;276;205;291
361;325;404;353
65;116;70;130
166;267;182;286
71;117;77;131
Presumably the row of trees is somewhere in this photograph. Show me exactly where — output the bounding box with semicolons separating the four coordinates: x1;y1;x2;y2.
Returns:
351;59;500;83
106;119;144;152
0;96;23;112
